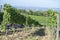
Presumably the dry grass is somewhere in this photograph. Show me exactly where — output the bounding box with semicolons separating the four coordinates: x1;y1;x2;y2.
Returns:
0;27;56;40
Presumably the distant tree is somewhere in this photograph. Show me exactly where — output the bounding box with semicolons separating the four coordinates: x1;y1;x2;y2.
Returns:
29;10;33;15
34;11;43;16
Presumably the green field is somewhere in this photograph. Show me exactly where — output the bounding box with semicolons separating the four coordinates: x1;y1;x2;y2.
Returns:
22;14;50;26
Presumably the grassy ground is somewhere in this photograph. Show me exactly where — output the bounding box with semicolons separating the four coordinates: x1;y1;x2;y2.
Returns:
0;27;56;40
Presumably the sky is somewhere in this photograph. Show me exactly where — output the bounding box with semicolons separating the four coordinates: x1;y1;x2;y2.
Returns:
0;0;60;8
